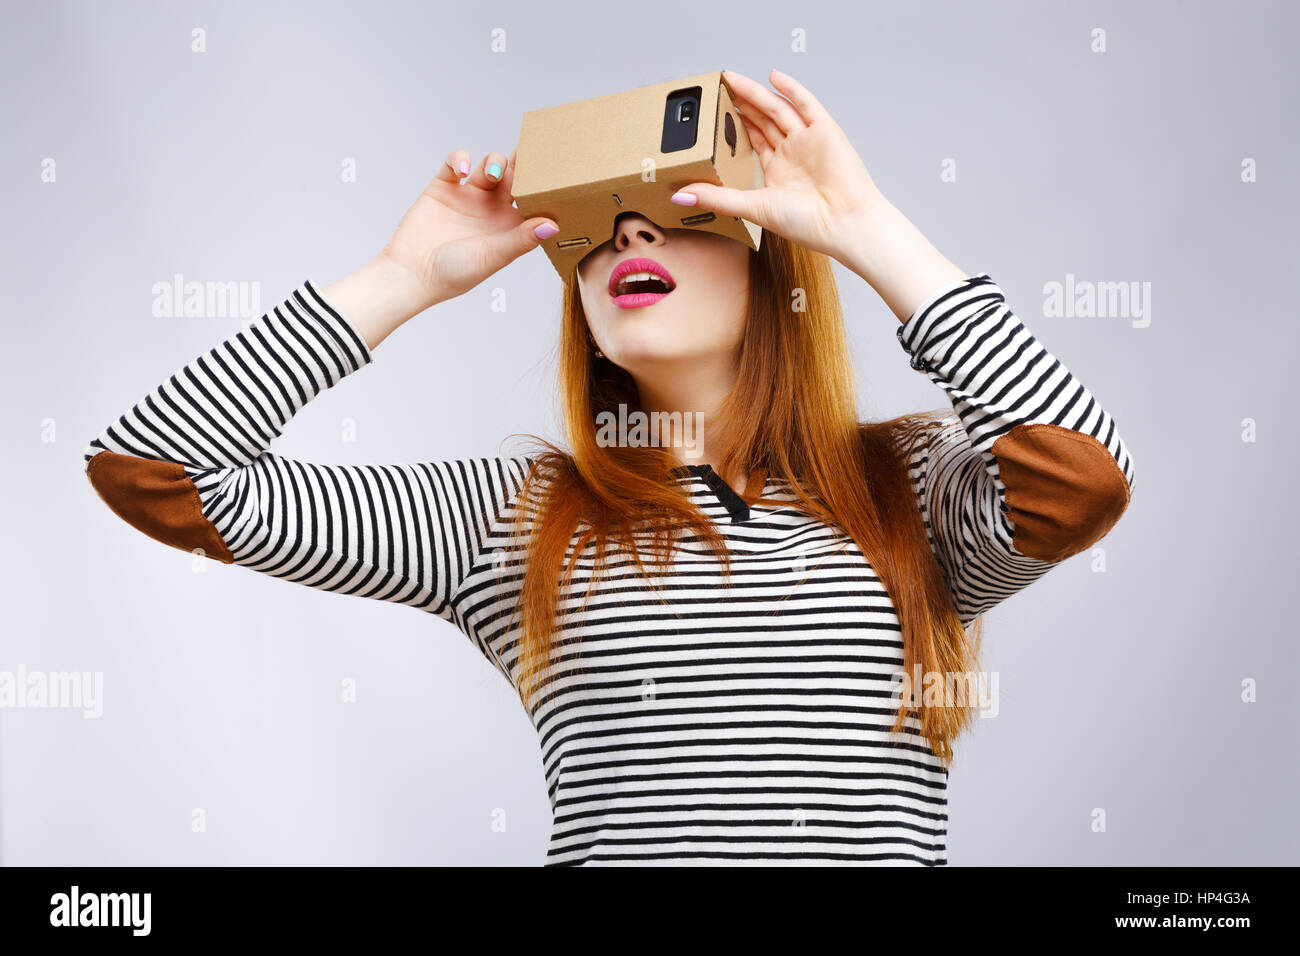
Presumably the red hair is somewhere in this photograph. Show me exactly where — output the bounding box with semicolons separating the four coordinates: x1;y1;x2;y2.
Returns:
503;230;983;765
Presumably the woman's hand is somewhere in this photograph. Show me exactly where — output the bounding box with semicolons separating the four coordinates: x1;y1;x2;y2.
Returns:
322;149;557;350
381;148;558;312
674;69;965;322
672;70;883;264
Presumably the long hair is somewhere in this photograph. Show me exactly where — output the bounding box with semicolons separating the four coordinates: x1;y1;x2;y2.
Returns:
502;229;983;766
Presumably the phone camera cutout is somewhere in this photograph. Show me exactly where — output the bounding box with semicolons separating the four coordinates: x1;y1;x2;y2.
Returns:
660;86;703;153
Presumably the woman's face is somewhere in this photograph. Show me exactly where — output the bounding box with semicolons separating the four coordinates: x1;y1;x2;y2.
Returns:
575;212;753;376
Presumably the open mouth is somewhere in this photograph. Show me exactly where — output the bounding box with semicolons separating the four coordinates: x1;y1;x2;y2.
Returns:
608;257;676;309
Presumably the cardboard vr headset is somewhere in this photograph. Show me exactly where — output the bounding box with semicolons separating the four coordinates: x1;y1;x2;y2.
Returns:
512;70;766;281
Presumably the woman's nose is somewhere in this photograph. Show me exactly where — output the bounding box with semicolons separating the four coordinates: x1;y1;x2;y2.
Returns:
612;213;665;251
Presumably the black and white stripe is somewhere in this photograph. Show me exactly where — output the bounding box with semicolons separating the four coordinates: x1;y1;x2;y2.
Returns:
83;281;533;623
896;273;1136;623
85;274;1135;865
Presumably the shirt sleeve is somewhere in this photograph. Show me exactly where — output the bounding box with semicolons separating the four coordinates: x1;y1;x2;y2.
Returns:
894;273;1135;627
83;280;533;625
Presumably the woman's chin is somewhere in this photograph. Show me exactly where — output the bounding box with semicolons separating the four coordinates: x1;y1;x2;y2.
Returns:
605;340;705;369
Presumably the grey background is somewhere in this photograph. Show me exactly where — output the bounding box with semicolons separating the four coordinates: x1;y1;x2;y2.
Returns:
2;0;1295;865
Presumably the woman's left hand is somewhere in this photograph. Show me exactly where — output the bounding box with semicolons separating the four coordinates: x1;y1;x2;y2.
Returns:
672;68;884;265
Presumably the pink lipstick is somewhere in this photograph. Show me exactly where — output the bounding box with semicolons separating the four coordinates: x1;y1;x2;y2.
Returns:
607;257;676;309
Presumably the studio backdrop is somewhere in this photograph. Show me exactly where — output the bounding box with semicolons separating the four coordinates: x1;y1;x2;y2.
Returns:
1;0;1295;865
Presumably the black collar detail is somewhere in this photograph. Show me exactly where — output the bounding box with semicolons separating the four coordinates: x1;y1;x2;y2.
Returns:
669;463;751;523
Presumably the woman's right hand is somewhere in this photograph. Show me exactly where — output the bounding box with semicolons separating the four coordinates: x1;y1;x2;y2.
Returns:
382;147;557;311
324;148;558;350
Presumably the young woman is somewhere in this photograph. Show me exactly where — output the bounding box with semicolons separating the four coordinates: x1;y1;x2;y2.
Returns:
83;69;1135;865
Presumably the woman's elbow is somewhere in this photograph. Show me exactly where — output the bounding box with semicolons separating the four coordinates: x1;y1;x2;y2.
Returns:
85;449;235;563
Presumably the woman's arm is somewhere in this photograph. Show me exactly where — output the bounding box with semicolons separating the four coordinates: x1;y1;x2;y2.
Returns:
675;69;1136;624
833;193;968;323
83;280;532;620
828;187;1137;624
84;147;558;621
835;184;1135;626
889;272;1135;626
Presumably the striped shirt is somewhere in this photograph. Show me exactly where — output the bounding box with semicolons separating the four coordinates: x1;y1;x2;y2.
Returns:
84;273;1135;865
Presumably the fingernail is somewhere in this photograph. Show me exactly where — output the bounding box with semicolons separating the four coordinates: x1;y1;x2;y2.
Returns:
487;162;503;180
670;191;697;206
534;222;559;239
458;160;469;176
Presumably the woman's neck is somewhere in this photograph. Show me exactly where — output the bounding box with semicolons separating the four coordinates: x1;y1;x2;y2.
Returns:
632;364;749;492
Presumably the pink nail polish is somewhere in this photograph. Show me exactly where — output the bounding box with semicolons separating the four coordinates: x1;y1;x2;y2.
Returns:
458;160;470;175
670;191;697;206
534;222;559;239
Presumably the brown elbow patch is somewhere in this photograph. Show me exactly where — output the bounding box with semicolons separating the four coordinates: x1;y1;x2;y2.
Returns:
991;423;1131;563
86;450;235;564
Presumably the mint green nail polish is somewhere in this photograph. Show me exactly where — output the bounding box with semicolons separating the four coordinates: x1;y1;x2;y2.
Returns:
487;162;503;179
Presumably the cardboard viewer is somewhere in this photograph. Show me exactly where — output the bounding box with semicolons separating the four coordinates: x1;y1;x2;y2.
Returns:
512;70;766;281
